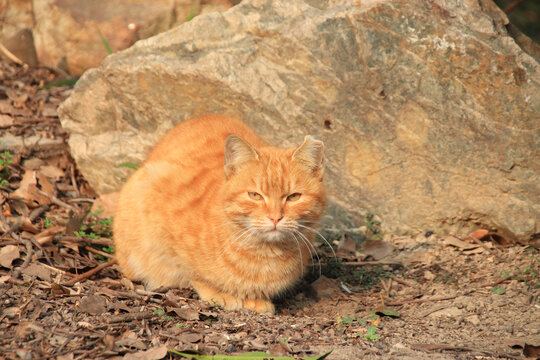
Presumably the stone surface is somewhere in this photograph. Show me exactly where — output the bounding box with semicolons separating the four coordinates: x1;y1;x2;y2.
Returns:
1;0;232;74
58;0;540;242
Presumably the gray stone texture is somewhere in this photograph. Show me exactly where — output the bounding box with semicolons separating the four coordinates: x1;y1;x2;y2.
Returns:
58;0;540;242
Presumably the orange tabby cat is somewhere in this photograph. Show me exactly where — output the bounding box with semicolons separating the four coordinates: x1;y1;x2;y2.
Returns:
113;115;325;313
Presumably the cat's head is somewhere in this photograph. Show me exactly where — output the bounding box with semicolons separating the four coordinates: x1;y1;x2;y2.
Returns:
222;134;326;245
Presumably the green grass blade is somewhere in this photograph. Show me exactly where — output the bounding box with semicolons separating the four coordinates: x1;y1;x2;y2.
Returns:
39;78;79;90
116;162;140;170
97;28;113;54
168;349;332;360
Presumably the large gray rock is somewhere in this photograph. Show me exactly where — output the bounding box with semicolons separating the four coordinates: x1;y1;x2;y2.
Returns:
58;0;540;243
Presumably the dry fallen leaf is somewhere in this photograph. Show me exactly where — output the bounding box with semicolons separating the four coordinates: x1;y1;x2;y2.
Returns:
465;229;509;245
311;275;342;299
359;240;394;260
11;170;53;207
123;345;169;360
78;295;107;315
336;236;357;257
0;114;14;128
21;263;52;282
169;307;200;321
442;236;479;250
39;165;64;181
0;245;20;268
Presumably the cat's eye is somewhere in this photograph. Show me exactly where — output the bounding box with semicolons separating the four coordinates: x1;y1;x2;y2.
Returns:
248;192;263;201
286;193;301;202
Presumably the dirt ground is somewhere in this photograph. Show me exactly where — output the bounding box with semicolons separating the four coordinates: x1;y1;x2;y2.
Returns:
0;59;539;360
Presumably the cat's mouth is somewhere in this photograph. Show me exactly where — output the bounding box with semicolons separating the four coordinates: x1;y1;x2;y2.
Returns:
262;228;287;241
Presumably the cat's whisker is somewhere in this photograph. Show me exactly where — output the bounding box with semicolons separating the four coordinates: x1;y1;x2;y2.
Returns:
296;223;337;260
287;231;304;277
233;227;255;244
294;229;321;276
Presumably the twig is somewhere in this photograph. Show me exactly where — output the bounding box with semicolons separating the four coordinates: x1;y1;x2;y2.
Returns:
0;42;24;65
57;235;113;246
341;260;403;266
85;246;114;259
67;198;95;204
29;205;50;222
385;294;458;306
503;0;525;13
106;310;155;323
12;235;34;279
393;277;420;288
484;277;510;288
465;234;496;256
70;165;80;196
63;258;117;286
37;189;76;211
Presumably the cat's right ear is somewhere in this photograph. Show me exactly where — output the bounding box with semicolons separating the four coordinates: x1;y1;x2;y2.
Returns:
224;134;259;178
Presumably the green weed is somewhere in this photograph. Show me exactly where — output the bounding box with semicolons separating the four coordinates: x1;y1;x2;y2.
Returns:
44;217;53;228
363;212;382;241
153;308;165;317
364;326;380;342
0;149;13;186
75;208;113;239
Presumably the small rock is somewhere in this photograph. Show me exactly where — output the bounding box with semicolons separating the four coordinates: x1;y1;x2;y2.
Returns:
429;306;463;318
423;270;436;281
465;301;476;312
466;314;481;326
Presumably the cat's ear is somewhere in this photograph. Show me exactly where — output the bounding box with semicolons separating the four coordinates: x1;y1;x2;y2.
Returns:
292;135;324;175
224;134;259;177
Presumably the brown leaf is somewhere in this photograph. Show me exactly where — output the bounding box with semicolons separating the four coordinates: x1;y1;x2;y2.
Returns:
465;229;489;242
465;230;508;245
123;345;168;360
78;295;107;315
359;240;394;260
336;236;356;257
0;114;14;128
11;170;52;207
0;100;14;114
169;307;200;321
50;283;70;297
22;263;52;282
442;237;479;250
0;245;20;268
35;225;63;245
177;332;202;343
310;275;341;299
6;89;28;103
39;165;64;181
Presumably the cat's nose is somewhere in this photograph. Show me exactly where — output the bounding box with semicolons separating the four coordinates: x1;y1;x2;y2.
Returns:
268;216;283;228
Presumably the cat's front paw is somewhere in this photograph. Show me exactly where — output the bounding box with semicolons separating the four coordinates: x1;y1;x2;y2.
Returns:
244;299;275;314
208;293;243;311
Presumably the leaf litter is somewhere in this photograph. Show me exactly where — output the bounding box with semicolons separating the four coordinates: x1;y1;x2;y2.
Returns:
0;59;539;359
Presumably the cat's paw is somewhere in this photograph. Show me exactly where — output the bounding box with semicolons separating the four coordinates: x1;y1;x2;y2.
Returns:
244;299;275;314
208;293;243;311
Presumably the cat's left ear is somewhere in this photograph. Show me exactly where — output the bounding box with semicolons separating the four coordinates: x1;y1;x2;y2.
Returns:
224;134;259;178
292;135;324;176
